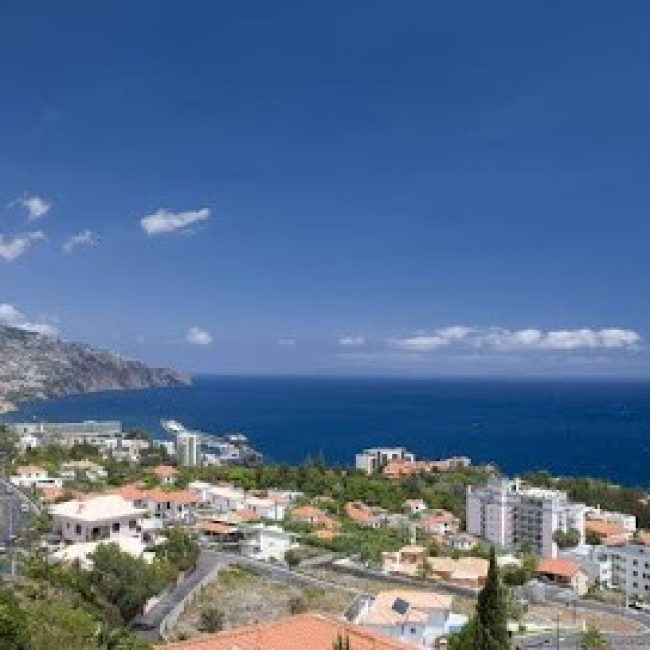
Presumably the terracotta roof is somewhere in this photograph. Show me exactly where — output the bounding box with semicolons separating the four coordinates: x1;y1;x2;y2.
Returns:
537;558;583;578
16;465;46;474
420;509;458;525
290;505;324;520
153;465;180;478
112;485;147;501
232;509;261;522
585;519;627;537
345;501;376;524
197;521;238;535
156;612;410;650
145;489;198;505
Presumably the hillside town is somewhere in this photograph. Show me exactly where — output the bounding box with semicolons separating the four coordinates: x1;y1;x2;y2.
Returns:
0;421;650;649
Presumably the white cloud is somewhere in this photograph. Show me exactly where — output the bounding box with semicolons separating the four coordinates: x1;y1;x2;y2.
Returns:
391;326;640;353
0;303;58;336
20;195;51;220
0;231;45;262
140;207;210;236
62;229;99;254
186;326;213;345
338;335;366;346
391;326;473;351
277;337;297;346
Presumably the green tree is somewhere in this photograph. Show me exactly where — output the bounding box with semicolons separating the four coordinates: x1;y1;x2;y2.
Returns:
580;626;610;649
26;599;98;650
553;528;581;549
200;605;225;633
474;547;509;650
155;526;199;573
90;543;171;623
0;587;28;650
448;616;477;650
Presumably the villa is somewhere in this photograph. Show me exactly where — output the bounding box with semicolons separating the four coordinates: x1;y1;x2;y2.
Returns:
11;465;63;490
350;589;467;647
153;464;180;486
418;509;460;536
51;494;147;543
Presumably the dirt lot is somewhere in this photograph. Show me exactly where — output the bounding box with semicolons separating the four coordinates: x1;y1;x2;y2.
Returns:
171;565;355;640
299;565;478;617
525;603;646;634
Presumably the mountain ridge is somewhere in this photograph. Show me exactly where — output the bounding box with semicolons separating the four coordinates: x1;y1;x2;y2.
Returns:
0;325;191;412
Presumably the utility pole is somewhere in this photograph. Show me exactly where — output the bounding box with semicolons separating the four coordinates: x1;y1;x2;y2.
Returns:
555;612;560;650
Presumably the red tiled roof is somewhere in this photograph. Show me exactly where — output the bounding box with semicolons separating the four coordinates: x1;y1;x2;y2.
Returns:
153;465;180;478
156;612;410;650
585;519;627;537
537;558;582;578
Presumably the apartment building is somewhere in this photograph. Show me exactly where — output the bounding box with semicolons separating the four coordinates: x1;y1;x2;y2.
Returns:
607;541;650;601
177;431;201;467
355;447;415;474
10;420;124;448
467;477;585;558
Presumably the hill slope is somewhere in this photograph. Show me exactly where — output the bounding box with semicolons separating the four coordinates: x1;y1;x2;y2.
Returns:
0;325;190;411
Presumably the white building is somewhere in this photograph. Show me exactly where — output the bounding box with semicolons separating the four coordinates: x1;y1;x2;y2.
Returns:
239;524;296;562
585;506;637;532
243;495;286;521
177;431;201;467
606;541;650;601
10;420;124;448
467;477;585;558
350;590;466;647
560;544;612;588
10;465;63;490
355;447;415;474
51;494;147;543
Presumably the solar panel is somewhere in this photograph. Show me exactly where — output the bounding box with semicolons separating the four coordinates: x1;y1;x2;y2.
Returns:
391;597;410;616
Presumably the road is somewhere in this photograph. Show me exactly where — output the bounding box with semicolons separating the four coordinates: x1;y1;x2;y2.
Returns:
133;549;231;641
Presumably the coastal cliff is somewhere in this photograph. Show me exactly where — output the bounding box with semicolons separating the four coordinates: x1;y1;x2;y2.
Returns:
0;325;191;412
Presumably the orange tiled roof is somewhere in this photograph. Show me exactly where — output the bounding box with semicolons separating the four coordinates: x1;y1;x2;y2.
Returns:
153;465;180;478
290;505;324;520
537;558;582;578
156;612;410;650
17;464;46;474
585;519;627;537
233;509;261;522
420;509;457;525
345;501;375;524
197;521;238;535
145;488;198;505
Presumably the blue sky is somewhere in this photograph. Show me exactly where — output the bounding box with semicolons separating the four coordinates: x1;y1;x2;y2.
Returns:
1;1;649;376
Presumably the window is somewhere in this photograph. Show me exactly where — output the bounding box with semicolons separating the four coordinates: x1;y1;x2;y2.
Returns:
75;524;81;535
112;522;120;532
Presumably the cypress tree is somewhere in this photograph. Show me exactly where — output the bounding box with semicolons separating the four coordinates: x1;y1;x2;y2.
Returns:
475;546;510;649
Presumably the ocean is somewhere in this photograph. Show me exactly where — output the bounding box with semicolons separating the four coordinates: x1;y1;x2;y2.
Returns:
5;376;650;487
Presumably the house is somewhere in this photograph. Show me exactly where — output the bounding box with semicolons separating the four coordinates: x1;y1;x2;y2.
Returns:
355;448;415;474
59;460;107;483
585;506;637;532
153;465;179;486
382;545;427;577
585;519;631;545
418;510;460;536
11;465;63;490
427;557;489;589
403;499;427;515
351;589;467;647
290;505;330;526
205;484;247;513
142;489;199;523
195;519;241;545
239;523;297;562
445;533;479;552
383;457;472;480
242;495;286;521
51;494;147;543
156;612;412;650
536;558;589;596
345;501;383;528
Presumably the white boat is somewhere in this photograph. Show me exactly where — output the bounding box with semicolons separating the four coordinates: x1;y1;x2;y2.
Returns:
160;419;187;436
